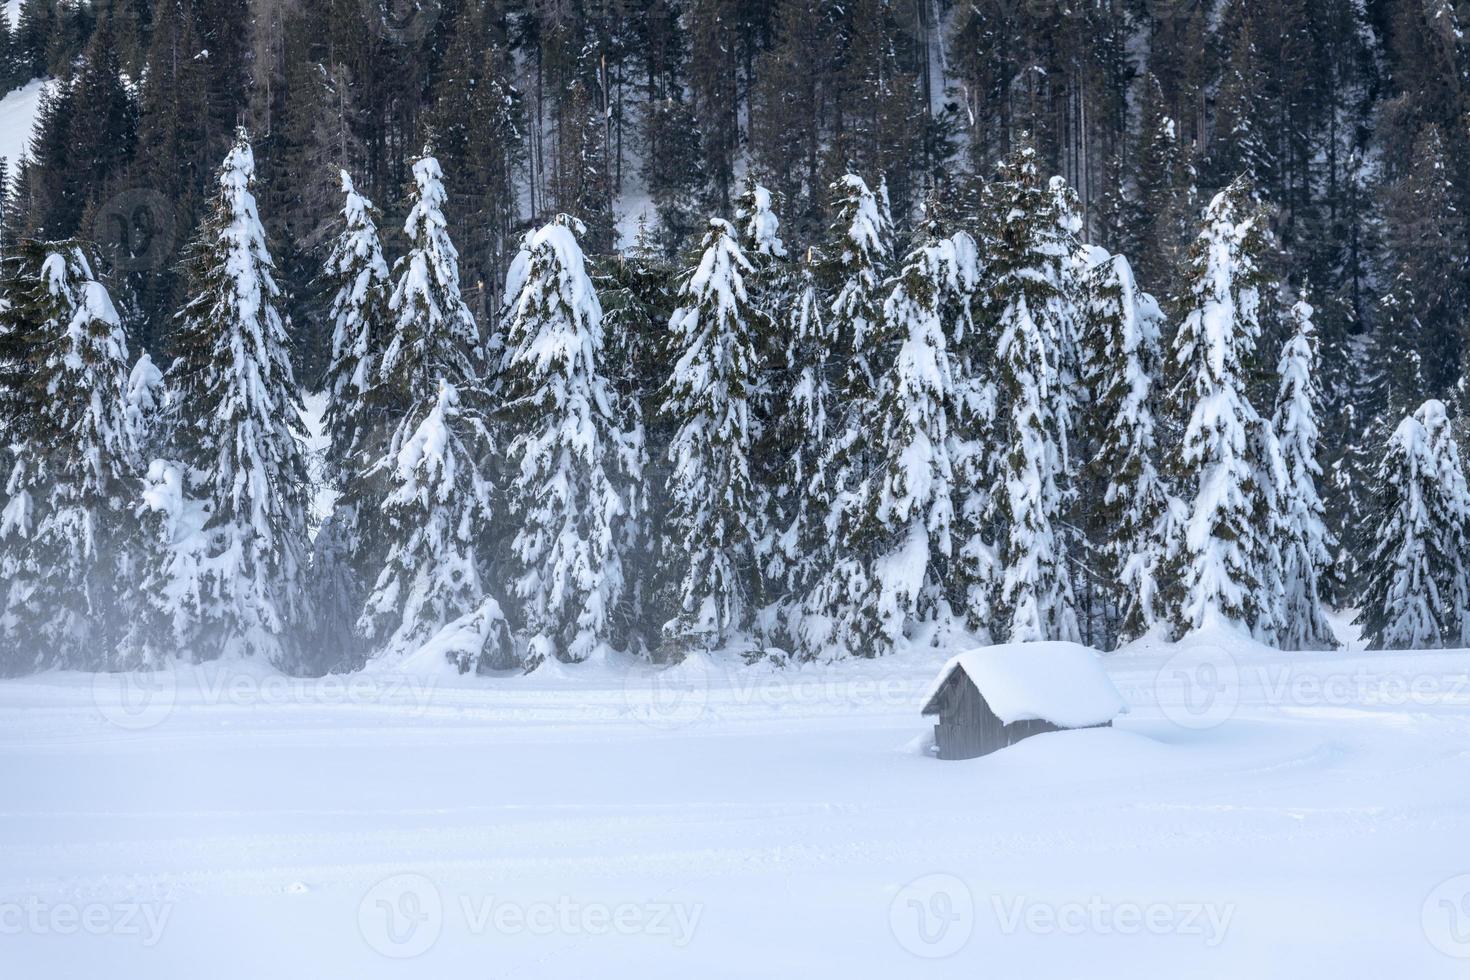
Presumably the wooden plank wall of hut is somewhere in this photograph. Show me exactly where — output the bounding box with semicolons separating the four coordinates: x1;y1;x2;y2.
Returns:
933;674;1071;760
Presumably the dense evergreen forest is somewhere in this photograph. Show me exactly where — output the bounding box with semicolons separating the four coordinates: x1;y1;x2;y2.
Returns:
1;0;1468;675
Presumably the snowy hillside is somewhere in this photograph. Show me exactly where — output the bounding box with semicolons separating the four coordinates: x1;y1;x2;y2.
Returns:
3;628;1469;977
0;78;47;166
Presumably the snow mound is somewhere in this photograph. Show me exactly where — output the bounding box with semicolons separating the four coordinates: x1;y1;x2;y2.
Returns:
969;725;1173;776
922;641;1127;728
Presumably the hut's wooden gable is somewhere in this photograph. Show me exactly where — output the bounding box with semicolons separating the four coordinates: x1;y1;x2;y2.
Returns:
926;670;1067;760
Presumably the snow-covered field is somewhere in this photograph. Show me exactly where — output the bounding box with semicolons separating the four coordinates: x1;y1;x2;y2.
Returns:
3;626;1470;977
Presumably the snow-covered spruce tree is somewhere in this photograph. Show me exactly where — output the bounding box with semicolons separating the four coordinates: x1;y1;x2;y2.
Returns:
1271;295;1339;650
946;223;1003;643
124;350;164;456
733;175;793;624
794;175;895;656
825;174;891;398
594;225;669;650
1424;401;1470;646
321;169;393;488
500;215;640;670
313;170;394;670
659;218;764;653
356;380;510;670
1356;400;1470;650
1166;176;1278;638
1045;173;1100;635
1247;414;1290;646
0;241;136;672
379;149;480;403
163;129;312;665
122;459;211;668
980;145;1080;644
763;252;837;617
734;174;788;264
1046;174;1087;421
1080;250;1176;644
1358;408;1445;650
350;149;509;670
806;223;975;658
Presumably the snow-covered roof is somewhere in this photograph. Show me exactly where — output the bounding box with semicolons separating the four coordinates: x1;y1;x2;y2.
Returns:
921;642;1127;728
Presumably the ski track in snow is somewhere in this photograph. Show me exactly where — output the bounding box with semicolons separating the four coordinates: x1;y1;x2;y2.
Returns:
2;631;1469;977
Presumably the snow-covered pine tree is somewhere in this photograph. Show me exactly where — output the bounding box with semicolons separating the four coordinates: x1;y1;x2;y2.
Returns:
164;129;312;664
981;144;1080;643
1424;400;1470;646
379;149;480;403
875;176;896;247
825;174;891;397
734;175;788;263
122;459;210;668
1167;176;1278;638
733;175;792;625
0;241;136;672
808;221;974;657
321;169;392;488
763;251;836;617
594;225;670;650
357;380;509;669
947;222;1002;643
1272;295;1339;649
124;350;164;455
313;169;394;670
1356;400;1470;649
1046;174;1087;423
500;215;639;669
1081;249;1176;643
1334;311;1425;594
660;218;763;653
795;175;895;656
1247;414;1290;645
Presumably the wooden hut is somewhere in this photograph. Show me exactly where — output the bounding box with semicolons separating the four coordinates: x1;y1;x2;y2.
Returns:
920;643;1127;761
